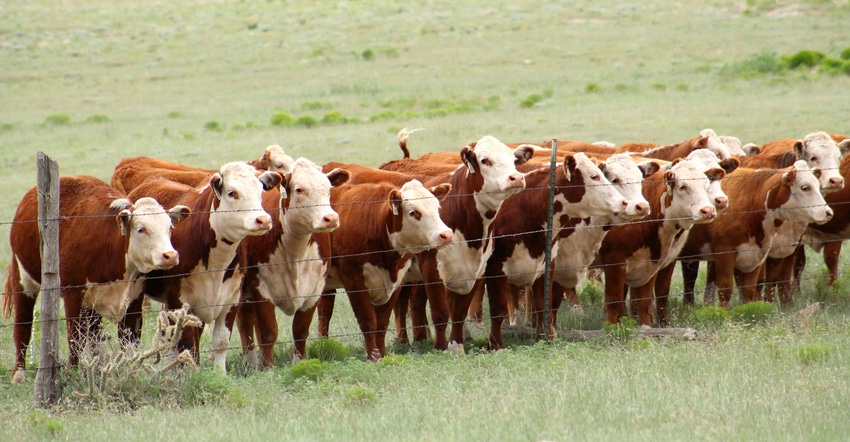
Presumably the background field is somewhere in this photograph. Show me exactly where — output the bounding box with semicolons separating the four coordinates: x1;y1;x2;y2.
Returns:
2;0;850;440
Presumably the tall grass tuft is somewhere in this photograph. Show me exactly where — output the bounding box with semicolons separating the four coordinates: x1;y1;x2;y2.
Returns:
44;113;71;125
270;111;294;126
307;337;349;362
730;301;777;325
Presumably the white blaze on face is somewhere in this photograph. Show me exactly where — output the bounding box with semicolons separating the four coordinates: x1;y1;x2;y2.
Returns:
663;160;717;228
389;180;453;253
468;135;528;211
718;135;747;157
265;145;295;173
283;158;340;234
119;197;185;274
699;128;733;160
209;162;275;241
779;160;833;225
600;153;650;221
795;131;848;193
560;152;627;218
685;149;731;212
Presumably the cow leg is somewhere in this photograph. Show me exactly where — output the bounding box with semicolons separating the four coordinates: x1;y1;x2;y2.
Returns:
346;290;381;361
448;285;477;350
211;312;231;375
177;323;204;363
316;289;336;338
11;290;36;383
373;288;402;358
654;262;676;327
486;272;509;350
603;264;627;325
824;241;842;286
763;258;781;303
703;261;718;305
292;305;316;362
631;275;657;327
408;284;431;342
714;254;736;309
235;300;258;366
467;283;485;324
421;256;450;351
506;284;520;326
560;282;579;308
63;289;86;367
680;261;700;305
737;268;763;304
792;244;806;291
776;255;796;307
537;275;559;340
394;284;411;344
255;299;279;368
118;293;146;349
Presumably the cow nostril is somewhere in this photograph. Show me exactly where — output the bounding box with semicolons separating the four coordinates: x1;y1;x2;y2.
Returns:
439;231;453;243
636;203;648;213
621;200;628;208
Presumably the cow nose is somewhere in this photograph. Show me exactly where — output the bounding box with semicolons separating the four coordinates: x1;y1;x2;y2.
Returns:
507;173;525;189
162;251;178;266
825;208;834;220
323;213;340;229
438;230;453;245
699;206;716;219
255;215;272;230
634;202;649;215
829;177;844;188
714;196;728;211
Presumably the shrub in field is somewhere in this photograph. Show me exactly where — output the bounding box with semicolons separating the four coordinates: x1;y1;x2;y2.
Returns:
377;354;409;368
370;110;395;122
691;305;729;329
819;57;844;74
1;123;13;131
722;52;783;78
585;83;602;93
180;368;232;405
520;93;544;108
781;49;825;69
296;115;317;127
842;47;850;60
204;120;223;131
578;280;603;305
302;100;330;110
675;82;689;91
344;386;378;405
483;95;501;111
321;110;348;124
795;342;833;365
85;114;110;123
812;267;850;305
290;359;327;381
307;337;349;362
45;113;71;125
270;111;294;126
362;49;374;60
651;82;667;91
603;316;638;342
167;111;181;118
842;60;850;76
183;132;195;140
730;301;777;325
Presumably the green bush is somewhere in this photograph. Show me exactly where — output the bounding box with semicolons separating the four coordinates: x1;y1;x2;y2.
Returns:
820;57;844;74
203;120;223;131
45;113;71;125
842;60;850;76
1;123;13;131
302;100;330;110
321;110;348;124
344;386;378;405
270;111;294;126
307;337;349;362
781;49;825;69
691;305;729;329
25;410;64;438
85;114;110;123
723;52;783;78
585;83;602;93
578;280;603;305
520;93;544;108
362;49;374;60
730;301;777;325
483;95;501;111
296;115;317;127
167;110;181;118
290;359;327;381
840;47;850;60
795;342;833;365
650;82;667;91
603;316;638;342
370;110;396;122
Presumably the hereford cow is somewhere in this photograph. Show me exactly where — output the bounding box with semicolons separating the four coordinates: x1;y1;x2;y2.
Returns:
599;159;723;326
111;145;294;193
2;176;189;383
319;178;453;360
233;159;350;368
125;162;281;374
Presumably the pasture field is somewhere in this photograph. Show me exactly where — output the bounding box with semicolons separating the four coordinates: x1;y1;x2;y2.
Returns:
2;0;850;440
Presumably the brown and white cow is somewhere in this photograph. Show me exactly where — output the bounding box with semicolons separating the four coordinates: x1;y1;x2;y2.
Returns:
124;162;280;374
111;145;294;193
480;152;630;348
318;177;453;360
234;159;349;368
1;176;188;383
658;161;831;319
617;129;735;161
599;159;723;326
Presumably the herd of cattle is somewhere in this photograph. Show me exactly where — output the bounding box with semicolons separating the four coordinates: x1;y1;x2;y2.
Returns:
2;128;849;380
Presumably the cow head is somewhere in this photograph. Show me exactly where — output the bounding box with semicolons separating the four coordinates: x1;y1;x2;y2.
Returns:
259;144;295;173
695;129;733;160
598;154;653;221
280;158;349;234
388;180;453;253
557;152;628;219
209;162;280;241
116;197;190;273
793;131;848;193
683;149;740;212
662;160;721;228
776;160;833;225
460;136;529;212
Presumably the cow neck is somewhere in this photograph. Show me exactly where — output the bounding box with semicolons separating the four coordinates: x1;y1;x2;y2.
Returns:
433;166;490;243
637;138;691;161
180;188;239;272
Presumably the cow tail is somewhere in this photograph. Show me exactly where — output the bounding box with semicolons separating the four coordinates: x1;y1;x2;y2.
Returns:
1;260;17;320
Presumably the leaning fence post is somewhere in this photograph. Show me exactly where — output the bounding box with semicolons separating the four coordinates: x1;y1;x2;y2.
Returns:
542;139;557;341
34;152;61;406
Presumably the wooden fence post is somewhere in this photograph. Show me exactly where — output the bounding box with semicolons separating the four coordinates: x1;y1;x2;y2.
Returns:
34;152;61;406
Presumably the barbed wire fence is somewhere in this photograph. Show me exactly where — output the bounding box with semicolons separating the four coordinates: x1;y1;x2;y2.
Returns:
1;150;849;404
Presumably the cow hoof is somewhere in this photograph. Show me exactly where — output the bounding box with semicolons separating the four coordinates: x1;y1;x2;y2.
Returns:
11;368;25;384
447;341;465;356
291;353;303;364
244;350;260;368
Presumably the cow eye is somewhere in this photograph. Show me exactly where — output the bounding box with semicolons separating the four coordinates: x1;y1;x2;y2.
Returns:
801;185;810;192
275;163;284;169
590;174;599;181
611;178;621;185
810;156;818;162
678;184;687;191
228;190;239;200
480;158;491;166
136;226;147;235
408;210;421;220
295;188;304;194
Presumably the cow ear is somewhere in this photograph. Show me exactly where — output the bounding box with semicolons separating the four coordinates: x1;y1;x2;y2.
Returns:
704;167;726;182
779;151;797;168
743;143;760;156
636;160;661;178
670;158;683;167
812;167;823;180
117;209;133;236
326;168;351;188
279;173;291;199
461;147;478;174
561;154;576;181
837;139;850;157
258;149;272;170
210;173;223;199
782;167;797;186
719;158;740;174
168;205;191;225
258;171;283;191
664;171;677;193
597;161;608;173
513;144;534;165
694;136;709;149
389;189;403;216
793;140;805;160
429;183;452;201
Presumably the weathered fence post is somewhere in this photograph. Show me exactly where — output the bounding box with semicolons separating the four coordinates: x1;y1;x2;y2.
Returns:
34;152;61;406
542;139;557;341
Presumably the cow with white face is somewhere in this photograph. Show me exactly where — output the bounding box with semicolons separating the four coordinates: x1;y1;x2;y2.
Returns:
125;161;281;374
254;144;296;174
236;158;349;367
3;177;189;383
322;178;453;360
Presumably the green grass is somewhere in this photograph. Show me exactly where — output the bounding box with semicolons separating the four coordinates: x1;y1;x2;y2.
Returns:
2;0;850;440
